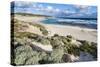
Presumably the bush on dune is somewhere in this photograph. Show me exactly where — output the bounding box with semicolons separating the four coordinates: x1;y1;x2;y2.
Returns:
13;19;29;32
13;44;64;65
66;44;80;56
80;40;97;59
49;47;64;63
12;33;97;65
13;18;48;36
51;34;80;56
39;47;64;64
29;23;49;36
12;31;97;65
13;45;40;65
38;38;50;45
40;27;48;35
14;32;38;40
50;38;63;49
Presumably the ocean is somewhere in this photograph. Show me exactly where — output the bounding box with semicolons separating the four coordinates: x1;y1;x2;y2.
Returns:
41;17;97;29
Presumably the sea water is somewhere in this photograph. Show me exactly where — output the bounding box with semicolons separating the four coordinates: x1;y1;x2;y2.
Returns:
41;17;97;29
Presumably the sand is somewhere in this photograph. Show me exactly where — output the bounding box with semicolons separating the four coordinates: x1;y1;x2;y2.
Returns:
14;14;45;23
43;24;97;43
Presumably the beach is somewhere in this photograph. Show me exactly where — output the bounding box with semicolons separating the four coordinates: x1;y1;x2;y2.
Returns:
44;24;97;43
14;14;97;43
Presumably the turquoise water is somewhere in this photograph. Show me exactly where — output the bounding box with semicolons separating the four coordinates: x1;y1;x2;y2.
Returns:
41;17;97;29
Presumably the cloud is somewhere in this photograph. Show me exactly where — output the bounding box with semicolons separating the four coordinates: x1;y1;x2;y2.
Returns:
38;4;43;8
55;8;60;12
14;1;61;14
32;3;37;8
73;5;93;15
75;5;89;9
65;5;96;18
35;4;44;11
64;10;72;13
45;6;61;13
47;6;53;10
42;6;54;13
74;5;90;12
14;1;37;8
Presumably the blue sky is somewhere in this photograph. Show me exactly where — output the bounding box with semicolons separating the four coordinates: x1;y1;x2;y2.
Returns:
11;1;97;18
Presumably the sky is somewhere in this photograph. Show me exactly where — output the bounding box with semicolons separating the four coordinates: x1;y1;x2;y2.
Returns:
11;1;97;18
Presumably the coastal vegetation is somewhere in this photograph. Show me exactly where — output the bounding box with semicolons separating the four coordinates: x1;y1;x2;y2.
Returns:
29;23;48;36
11;15;97;65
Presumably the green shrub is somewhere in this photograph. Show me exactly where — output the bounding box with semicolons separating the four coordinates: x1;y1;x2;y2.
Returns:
67;44;80;56
13;19;29;32
67;35;72;39
66;38;72;42
49;47;64;63
63;43;80;56
24;51;40;65
61;37;69;45
80;40;97;59
39;38;50;45
30;23;48;36
40;27;48;35
14;45;40;65
53;34;59;37
39;47;64;64
50;38;63;49
14;32;38;39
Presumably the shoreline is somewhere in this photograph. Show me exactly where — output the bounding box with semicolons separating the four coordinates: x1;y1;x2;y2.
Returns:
42;23;97;31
